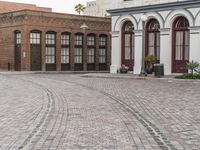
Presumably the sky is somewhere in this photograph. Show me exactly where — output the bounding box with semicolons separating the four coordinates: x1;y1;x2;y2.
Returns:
3;0;90;14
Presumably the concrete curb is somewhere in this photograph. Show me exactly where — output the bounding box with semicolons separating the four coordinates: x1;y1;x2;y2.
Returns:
81;73;200;83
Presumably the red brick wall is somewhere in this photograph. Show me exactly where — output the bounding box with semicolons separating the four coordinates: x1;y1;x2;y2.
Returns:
0;1;51;13
0;10;111;71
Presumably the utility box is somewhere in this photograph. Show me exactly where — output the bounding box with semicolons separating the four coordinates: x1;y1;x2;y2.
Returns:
154;64;164;77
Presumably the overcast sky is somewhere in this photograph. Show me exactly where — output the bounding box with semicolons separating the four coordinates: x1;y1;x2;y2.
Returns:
3;0;90;14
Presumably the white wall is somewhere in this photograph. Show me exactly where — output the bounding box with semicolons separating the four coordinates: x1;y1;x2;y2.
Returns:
110;4;200;75
84;0;189;17
110;31;121;73
134;31;143;74
160;29;171;75
117;0;188;9
190;27;200;63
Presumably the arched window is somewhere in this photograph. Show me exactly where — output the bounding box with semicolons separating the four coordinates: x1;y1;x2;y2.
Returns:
87;33;96;70
30;30;41;71
45;31;56;71
61;32;70;71
146;19;160;62
99;34;107;70
74;33;83;70
172;16;189;73
122;21;134;71
14;31;21;71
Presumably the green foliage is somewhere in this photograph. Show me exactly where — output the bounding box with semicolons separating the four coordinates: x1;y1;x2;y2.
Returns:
119;64;129;73
175;73;200;79
145;55;156;73
186;60;199;79
145;55;156;65
74;3;85;15
175;60;200;79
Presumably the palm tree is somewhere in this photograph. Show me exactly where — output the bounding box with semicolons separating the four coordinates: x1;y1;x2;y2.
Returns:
74;3;85;15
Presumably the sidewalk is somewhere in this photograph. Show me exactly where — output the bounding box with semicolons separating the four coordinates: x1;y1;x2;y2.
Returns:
81;73;200;83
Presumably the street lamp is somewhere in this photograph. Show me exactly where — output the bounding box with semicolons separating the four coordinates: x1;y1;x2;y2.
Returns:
80;22;89;31
140;15;148;76
80;16;89;33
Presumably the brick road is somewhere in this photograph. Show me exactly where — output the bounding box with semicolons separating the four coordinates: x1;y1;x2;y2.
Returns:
0;73;200;150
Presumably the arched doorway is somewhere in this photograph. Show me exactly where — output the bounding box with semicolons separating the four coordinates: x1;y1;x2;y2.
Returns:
30;31;42;71
121;21;134;71
172;16;189;73
14;31;21;71
146;18;160;63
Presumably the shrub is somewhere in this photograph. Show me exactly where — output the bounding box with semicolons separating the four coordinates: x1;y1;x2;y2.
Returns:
175;73;200;79
145;55;156;74
186;60;199;79
119;64;129;73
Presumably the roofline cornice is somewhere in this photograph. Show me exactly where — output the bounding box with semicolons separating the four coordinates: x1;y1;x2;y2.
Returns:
107;0;200;15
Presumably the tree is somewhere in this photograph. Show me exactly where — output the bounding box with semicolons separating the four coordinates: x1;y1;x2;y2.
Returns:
74;3;85;15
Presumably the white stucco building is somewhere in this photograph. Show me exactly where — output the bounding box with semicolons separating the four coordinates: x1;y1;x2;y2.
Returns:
108;0;200;75
84;0;186;17
83;0;109;17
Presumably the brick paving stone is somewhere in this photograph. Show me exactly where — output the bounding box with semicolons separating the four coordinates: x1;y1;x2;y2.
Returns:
0;73;200;149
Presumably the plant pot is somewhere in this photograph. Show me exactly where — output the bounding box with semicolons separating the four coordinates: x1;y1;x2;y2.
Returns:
120;69;128;73
145;68;153;74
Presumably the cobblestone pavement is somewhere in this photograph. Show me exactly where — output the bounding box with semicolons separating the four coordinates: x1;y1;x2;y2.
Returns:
0;73;200;150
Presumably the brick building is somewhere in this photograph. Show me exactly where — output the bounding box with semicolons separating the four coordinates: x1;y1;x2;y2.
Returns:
0;3;111;71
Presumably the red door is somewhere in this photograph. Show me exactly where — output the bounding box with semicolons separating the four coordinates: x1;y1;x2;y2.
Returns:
172;17;189;73
122;21;134;71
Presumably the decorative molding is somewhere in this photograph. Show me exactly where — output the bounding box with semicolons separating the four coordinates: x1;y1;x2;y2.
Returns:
108;1;200;16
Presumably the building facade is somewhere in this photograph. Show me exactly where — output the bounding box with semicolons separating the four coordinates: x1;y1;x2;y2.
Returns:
83;0;186;17
0;10;111;71
84;0;113;17
108;0;200;75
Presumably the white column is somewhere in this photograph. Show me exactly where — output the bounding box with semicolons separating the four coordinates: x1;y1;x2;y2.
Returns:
134;30;143;74
110;31;121;73
189;27;200;63
160;28;171;75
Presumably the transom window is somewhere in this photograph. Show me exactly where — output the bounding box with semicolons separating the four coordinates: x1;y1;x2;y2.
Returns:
87;35;95;46
46;33;55;45
16;32;21;44
99;36;106;46
124;21;134;32
30;32;40;44
61;33;70;45
75;34;83;46
174;17;189;29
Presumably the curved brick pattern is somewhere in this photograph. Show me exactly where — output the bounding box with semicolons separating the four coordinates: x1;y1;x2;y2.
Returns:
0;75;49;150
1;73;200;150
45;74;200;150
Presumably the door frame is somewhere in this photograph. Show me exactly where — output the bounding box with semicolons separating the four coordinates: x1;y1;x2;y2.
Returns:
121;21;134;71
14;31;21;71
172;16;189;73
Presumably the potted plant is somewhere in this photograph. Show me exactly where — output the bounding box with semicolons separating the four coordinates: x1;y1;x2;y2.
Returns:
186;60;199;79
119;64;129;73
145;55;156;74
